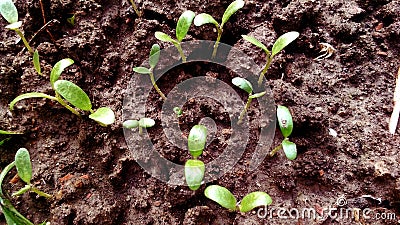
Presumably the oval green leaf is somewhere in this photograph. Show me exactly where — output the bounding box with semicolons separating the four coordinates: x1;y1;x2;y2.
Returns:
123;120;139;129
271;31;299;57
221;0;245;27
139;118;155;128
12;184;31;197
242;35;269;53
239;192;273;213
194;13;219;27
0;0;18;24
188;125;207;158
176;10;195;42
204;185;237;210
33;49;42;75
155;32;175;43
277;105;293;138
249;91;266;99
282;140;297;160
149;43;161;69
232;77;253;94
15;148;32;184
89;107;115;126
50;58;74;87
133;67;151;74
9;92;56;110
54;80;92;111
184;159;205;191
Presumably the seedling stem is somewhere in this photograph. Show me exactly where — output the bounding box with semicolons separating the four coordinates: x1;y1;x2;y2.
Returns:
149;69;167;100
238;97;252;125
129;0;141;17
13;27;33;54
258;55;273;85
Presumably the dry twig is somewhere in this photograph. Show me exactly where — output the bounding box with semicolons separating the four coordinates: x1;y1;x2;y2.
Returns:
389;66;400;134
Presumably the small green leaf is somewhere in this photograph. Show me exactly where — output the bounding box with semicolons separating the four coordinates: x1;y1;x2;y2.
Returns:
33;49;42;75
123;120;139;129
89;107;115;126
249;91;266;99
271;31;299;57
176;10;195;42
0;137;11;146
12;184;31;197
15;148;32;184
5;20;21;29
188;125;207;158
277;105;293;138
194;13;219;27
139;118;155;128
221;0;245;27
9;92;56;110
239;192;272;212
50;58;74;87
173;107;182;116
149;43;161;69
0;0;18;24
155;32;176;44
133;67;151;74
54;80;92;111
0;130;22;135
242;35;269;54
232;77;253;94
2;205;34;225
282;140;297;160
67;14;75;26
184;159;205;191
204;185;237;210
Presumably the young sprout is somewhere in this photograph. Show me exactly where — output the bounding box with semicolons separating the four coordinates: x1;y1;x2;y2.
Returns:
270;105;297;160
33;49;42;75
0;0;33;53
133;44;167;100
66;14;76;26
155;10;195;63
9;59;116;126
204;185;272;212
242;31;299;85
129;0;141;17
123;117;155;135
173;106;183;116
0;148;50;225
232;77;266;124
194;0;244;58
185;125;207;190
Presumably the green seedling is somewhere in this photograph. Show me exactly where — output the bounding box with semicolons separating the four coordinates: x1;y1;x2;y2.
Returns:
194;0;244;58
0;129;22;146
33;49;42;75
0;148;50;225
270;105;297;160
123;117;155;135
173;106;183;116
0;0;33;53
204;185;272;212
67;14;76;26
155;10;195;63
129;0;141;17
9;59;116;126
232;77;266;124
185;125;207;190
242;31;299;85
133;44;167;100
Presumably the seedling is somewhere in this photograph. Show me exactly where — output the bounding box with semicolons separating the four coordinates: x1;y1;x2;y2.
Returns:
123;117;155;135
185;125;207;190
231;77;266;124
270;106;297;160
0;0;33;53
173;106;183;116
155;10;195;63
9;58;116;126
129;0;141;17
0;129;22;146
133;44;167;100
194;0;244;58
0;148;50;225
67;14;76;26
204;185;272;212
242;31;299;85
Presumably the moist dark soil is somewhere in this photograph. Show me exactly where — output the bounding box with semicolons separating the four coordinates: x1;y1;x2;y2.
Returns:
1;0;400;224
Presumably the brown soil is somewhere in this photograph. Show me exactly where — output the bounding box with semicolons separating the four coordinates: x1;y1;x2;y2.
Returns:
1;0;400;224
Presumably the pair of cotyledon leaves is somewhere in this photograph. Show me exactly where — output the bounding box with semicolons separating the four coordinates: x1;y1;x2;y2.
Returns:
185;125;207;190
